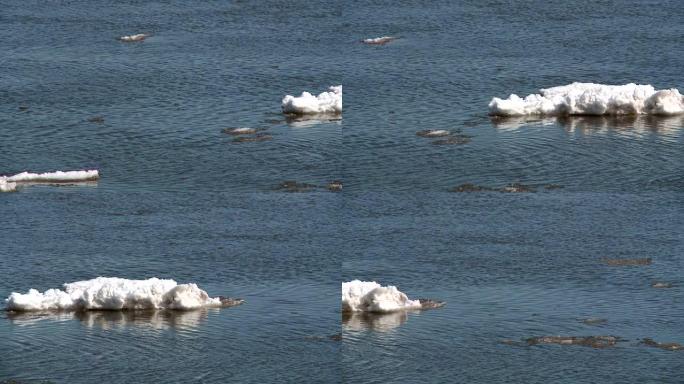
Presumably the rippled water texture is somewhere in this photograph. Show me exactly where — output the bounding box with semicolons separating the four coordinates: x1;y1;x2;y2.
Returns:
2;0;684;383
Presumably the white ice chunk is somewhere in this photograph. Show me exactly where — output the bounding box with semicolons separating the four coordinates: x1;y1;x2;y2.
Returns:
0;179;17;192
362;36;397;45
282;85;342;115
342;280;423;313
119;34;147;42
5;277;224;311
489;83;684;116
4;170;99;183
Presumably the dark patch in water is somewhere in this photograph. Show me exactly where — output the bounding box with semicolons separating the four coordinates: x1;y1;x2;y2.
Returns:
219;297;245;307
432;136;472;145
640;338;683;351
304;333;342;342
418;299;446;309
544;184;563;190
277;181;318;193
283;113;342;123
263;119;283;125
525;336;621;349
232;134;273;143
581;318;608;325
87;116;105;123
327;180;343;191
500;183;536;193
604;258;652;266
450;183;492;192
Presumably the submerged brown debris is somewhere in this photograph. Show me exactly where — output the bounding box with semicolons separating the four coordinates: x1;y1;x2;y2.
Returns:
450;183;492;192
327;180;343;192
544;184;563;190
304;333;342;342
276;181;344;193
417;299;446;310
500;183;536;193
277;181;318;193
449;183;543;193
87;116;105;123
416;130;473;145
218;297;245;307
526;335;620;348
232;134;272;143
431;135;472;145
328;333;342;341
581;318;608;325
641;338;683;351
604;258;652;266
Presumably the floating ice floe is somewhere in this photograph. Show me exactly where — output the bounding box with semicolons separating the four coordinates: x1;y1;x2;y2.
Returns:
119;33;148;42
0;179;17;193
342;280;444;313
223;127;259;135
362;36;397;45
282;85;342;115
5;277;243;312
3;169;99;183
489;83;684;116
416;129;451;138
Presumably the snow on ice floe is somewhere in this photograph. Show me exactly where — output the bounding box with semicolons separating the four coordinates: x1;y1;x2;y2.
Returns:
282;85;342;115
3;169;99;183
5;277;243;312
489;83;684;116
342;280;444;313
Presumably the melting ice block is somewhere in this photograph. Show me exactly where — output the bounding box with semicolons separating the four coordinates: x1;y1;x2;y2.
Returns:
489;83;684;116
3;169;99;183
342;280;443;313
5;277;242;311
282;85;342;115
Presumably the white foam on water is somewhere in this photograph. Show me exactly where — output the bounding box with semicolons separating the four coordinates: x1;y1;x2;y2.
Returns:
5;277;224;311
342;280;422;313
489;83;684;116
225;127;257;134
3;169;99;183
362;36;396;45
119;33;147;42
0;179;17;192
282;85;342;115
